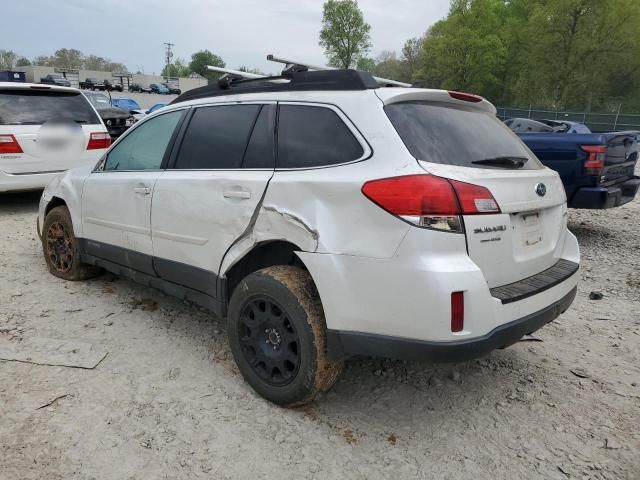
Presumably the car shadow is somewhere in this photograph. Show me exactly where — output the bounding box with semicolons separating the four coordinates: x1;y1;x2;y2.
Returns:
568;220;614;248
0;191;42;215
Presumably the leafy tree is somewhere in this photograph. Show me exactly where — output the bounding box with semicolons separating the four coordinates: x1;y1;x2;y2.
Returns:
162;58;190;78
401;37;424;81
355;56;376;72
189;50;225;80
0;50;18;70
84;55;108;71
16;57;31;67
51;48;84;69
319;0;371;69
410;0;640;111
420;0;508;101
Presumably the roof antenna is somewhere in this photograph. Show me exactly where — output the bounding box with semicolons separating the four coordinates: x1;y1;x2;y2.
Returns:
266;54;412;87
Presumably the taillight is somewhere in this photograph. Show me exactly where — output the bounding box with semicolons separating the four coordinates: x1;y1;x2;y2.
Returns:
0;134;23;154
448;90;483;103
581;145;606;176
361;174;500;233
87;132;111;150
449;180;500;214
451;291;464;333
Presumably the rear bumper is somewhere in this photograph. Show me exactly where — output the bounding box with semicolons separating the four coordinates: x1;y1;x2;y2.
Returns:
0;170;63;193
569;176;640;209
327;287;577;362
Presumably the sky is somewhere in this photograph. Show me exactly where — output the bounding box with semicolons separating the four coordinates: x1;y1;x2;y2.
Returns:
6;0;450;75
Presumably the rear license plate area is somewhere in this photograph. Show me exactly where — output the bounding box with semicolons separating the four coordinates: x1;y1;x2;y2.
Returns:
520;211;542;246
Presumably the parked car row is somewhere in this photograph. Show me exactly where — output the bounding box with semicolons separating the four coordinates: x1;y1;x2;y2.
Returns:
38;75;180;94
79;78;123;92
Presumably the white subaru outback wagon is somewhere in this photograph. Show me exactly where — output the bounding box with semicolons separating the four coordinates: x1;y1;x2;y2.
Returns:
38;69;579;406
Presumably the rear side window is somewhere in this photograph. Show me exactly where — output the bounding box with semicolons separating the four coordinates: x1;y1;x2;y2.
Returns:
0;90;101;125
174;105;260;169
385;102;542;170
277;105;364;168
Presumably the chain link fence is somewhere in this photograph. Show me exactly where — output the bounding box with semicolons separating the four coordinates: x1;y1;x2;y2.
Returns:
496;107;640;133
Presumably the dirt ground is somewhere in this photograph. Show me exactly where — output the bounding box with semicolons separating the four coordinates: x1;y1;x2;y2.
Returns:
0;191;638;480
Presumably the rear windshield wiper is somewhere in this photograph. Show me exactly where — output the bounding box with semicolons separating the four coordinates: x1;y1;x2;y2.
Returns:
471;156;528;169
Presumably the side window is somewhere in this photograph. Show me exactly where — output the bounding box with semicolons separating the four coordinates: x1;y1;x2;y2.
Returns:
243;105;276;169
277;105;364;168
174;104;261;169
104;110;183;171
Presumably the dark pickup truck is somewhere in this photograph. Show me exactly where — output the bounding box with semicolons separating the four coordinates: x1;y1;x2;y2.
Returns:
40;74;71;87
506;119;640;209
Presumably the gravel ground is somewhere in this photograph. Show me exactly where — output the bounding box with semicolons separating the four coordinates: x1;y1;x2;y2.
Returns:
0;190;638;480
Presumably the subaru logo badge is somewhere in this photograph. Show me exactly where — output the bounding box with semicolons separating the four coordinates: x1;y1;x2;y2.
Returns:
535;183;547;197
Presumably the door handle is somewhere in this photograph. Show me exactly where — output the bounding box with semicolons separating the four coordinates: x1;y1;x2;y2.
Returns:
133;186;151;195
223;190;251;199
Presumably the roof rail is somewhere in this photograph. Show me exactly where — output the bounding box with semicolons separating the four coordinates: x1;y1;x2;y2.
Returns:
267;54;412;88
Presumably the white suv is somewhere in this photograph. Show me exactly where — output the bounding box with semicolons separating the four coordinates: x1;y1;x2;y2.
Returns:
0;82;111;192
38;69;579;406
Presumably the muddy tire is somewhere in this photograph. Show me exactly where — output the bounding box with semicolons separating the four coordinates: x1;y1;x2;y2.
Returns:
227;266;342;407
42;206;101;281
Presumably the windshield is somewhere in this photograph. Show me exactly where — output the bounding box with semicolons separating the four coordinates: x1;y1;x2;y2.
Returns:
0;90;101;125
84;92;111;110
385;102;543;170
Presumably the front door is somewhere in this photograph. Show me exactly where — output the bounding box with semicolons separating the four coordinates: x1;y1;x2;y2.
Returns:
151;103;276;297
81;109;185;275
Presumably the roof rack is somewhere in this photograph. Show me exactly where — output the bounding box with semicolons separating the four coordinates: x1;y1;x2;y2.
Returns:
170;54;412;105
266;54;412;88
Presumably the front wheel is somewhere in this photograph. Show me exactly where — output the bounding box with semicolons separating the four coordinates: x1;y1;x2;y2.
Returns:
42;206;101;281
227;266;341;407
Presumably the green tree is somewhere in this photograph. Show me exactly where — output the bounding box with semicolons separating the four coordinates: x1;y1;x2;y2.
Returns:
162;58;190;78
189;50;225;80
319;0;372;69
52;48;84;69
401;37;424;81
0;50;18;70
355;56;376;72
16;57;31;67
420;0;508;100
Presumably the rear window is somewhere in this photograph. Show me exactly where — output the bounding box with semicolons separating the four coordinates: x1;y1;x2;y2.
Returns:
385;102;542;170
0;90;101;125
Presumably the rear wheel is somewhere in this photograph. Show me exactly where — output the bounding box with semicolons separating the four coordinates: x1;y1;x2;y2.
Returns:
42;206;101;281
227;266;341;407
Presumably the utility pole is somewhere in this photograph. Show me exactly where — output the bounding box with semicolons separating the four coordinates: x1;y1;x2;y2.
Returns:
163;42;174;79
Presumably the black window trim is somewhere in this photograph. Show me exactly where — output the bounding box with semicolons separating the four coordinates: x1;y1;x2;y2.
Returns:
274;101;373;171
166;101;278;172
93;107;189;173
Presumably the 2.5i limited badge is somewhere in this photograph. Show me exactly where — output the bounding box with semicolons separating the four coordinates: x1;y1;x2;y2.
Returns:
473;225;507;234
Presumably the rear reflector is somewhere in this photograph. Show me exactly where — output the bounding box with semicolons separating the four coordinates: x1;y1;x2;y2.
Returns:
448;90;483;103
87;132;111;150
451;291;464;332
361;174;500;232
581;145;606;175
0;134;23;154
